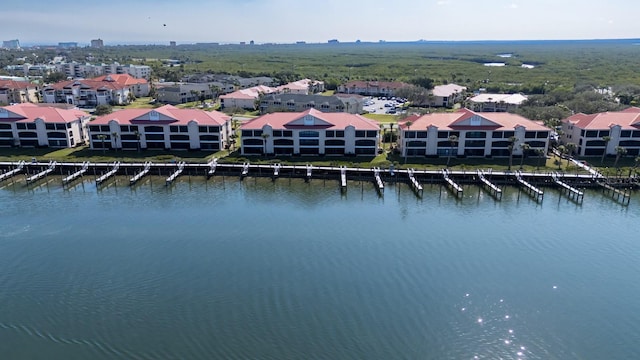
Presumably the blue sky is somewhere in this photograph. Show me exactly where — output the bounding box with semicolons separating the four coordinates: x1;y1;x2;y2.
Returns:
3;0;639;45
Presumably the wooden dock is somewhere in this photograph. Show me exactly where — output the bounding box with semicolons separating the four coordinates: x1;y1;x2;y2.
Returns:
373;167;384;193
273;163;282;178
552;172;584;203
515;171;544;202
407;168;423;196
442;169;463;197
26;161;57;184
241;162;249;177
0;161;25;182
340;166;347;189
477;169;502;200
597;179;631;205
306;164;313;181
96;161;120;185
62;161;90;185
129;162;152;186
166;161;185;185
207;158;218;177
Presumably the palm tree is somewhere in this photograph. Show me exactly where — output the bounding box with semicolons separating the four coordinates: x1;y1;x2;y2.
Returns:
111;131;119;152
565;142;577;167
601;135;611;164
556;145;566;169
519;142;531;169
403;121;413;164
261;133;270;155
388;122;395;148
507;136;517;170
97;134;107;154
379;123;386;150
614;146;627;168
134;130;141;152
446;135;458;167
535;148;545;169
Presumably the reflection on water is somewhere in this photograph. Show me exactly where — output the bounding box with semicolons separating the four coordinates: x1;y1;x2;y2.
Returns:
1;175;639;359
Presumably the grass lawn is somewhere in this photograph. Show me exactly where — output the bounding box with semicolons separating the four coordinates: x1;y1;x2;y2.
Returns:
319;90;335;96
362;114;398;123
112;97;156;110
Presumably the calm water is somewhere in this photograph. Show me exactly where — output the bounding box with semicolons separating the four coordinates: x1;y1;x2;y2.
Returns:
1;175;639;359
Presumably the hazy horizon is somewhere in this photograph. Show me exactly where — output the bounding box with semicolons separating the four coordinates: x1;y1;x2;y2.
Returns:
2;0;639;46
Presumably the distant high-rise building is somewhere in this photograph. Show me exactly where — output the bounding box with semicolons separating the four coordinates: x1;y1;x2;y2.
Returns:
90;39;104;48
58;42;78;49
170;41;177;47
2;39;20;49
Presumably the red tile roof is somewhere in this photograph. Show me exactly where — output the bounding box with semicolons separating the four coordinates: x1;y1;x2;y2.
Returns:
565;107;640;129
0;103;88;123
0;80;37;90
44;74;147;92
399;109;548;131
241;108;379;130
91;105;230;126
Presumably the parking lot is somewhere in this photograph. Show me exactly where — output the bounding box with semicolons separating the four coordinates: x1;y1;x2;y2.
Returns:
363;97;407;115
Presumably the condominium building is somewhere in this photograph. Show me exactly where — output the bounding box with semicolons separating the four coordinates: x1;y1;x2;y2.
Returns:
240;108;379;155
561;107;640;157
88;105;231;151
0;103;91;148
398;109;550;157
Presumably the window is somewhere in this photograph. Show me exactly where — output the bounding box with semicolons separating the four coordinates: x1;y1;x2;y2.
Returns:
599;130;610;137
283;130;293;137
273;130;282;137
585;130;598;138
325;139;345;146
300;139;319;146
335;130;344;137
355;130;366;137
90;125;100;132
26;123;36;130
242;130;253;137
326;130;334;138
46;124;55;130
416;131;428;138
525;131;536;138
466;131;486;138
366;130;377;138
299;131;319;138
17;123;27;130
492;132;502;138
621;130;632;138
465;140;486;147
503;131;514;138
145;126;164;133
101;125;110;132
405;131;416;139
537;131;548;139
355;139;375;147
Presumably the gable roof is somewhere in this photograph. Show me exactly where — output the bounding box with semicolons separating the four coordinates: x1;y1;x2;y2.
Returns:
44;74;147;92
0;103;89;123
90;105;230;126
220;85;276;100
0;80;37;90
241;108;379;130
399;108;548;131
564;107;640;130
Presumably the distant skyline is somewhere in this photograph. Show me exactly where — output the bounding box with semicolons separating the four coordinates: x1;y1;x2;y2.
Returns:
2;0;639;45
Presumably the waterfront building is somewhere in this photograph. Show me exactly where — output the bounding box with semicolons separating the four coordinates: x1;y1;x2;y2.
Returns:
88;105;231;151
0;103;91;148
42;74;149;107
398;109;550;157
240;108;379;155
0;80;40;104
561;107;640;157
466;93;528;112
